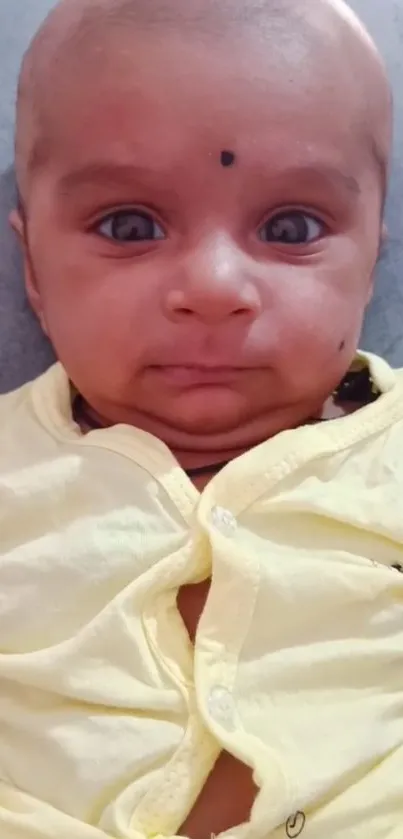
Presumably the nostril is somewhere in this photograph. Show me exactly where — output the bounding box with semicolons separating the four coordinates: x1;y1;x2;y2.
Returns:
176;307;194;317
175;306;249;318
173;305;253;320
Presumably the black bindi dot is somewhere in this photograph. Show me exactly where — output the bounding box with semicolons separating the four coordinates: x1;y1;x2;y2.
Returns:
220;150;236;168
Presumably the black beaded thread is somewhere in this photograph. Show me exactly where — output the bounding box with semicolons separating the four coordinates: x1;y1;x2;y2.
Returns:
334;367;380;405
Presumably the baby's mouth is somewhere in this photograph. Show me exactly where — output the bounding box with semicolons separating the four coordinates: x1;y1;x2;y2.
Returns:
150;365;245;387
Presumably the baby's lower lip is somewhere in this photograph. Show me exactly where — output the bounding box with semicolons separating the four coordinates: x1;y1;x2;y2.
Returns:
151;365;242;386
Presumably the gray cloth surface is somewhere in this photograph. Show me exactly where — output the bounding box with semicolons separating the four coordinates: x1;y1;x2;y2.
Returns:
0;0;402;392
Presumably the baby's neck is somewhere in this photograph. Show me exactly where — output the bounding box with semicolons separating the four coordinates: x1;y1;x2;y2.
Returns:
173;398;355;489
73;361;379;487
74;392;353;491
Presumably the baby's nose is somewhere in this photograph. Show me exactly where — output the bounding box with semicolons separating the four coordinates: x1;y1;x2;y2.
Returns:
165;235;262;324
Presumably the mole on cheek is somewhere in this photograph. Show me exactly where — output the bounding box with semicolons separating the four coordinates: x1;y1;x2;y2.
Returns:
339;340;346;352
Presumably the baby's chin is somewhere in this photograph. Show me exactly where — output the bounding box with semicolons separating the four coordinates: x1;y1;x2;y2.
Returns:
140;385;325;451
151;386;254;437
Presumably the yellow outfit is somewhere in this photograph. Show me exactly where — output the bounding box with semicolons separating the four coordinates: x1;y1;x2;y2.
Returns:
0;352;403;839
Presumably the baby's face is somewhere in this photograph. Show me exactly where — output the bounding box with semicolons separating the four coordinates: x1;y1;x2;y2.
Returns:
16;30;384;452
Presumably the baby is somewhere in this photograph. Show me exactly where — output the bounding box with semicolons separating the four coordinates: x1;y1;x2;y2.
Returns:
0;0;401;836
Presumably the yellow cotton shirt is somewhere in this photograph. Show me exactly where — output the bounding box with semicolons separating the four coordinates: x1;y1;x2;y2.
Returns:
1;353;403;839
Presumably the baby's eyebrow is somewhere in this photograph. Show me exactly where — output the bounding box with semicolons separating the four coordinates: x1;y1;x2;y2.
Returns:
56;161;153;194
282;164;361;196
54;159;362;197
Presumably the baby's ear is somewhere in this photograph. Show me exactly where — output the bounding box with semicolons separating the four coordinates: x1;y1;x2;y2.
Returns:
9;207;49;336
376;222;389;264
367;224;388;306
9;208;25;243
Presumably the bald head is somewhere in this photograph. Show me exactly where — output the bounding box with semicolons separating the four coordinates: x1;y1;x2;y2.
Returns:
15;0;392;206
16;0;391;41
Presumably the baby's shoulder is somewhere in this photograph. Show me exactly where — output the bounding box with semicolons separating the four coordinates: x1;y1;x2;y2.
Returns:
0;380;33;429
0;378;44;476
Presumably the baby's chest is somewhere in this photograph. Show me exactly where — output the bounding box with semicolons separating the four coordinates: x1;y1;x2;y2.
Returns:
1;498;403;836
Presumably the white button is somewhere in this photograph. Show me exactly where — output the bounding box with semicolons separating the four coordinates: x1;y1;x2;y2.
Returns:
207;686;237;732
211;506;237;536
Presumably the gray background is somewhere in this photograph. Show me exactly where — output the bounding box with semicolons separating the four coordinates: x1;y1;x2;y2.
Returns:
0;0;402;393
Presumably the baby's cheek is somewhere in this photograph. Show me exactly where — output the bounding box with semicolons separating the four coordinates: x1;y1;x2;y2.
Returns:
273;289;361;389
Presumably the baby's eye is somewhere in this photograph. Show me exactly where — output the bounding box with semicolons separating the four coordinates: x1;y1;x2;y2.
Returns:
259;211;324;245
97;210;165;242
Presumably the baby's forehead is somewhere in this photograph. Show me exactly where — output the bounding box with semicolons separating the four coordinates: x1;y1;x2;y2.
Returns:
16;0;391;206
32;89;374;216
